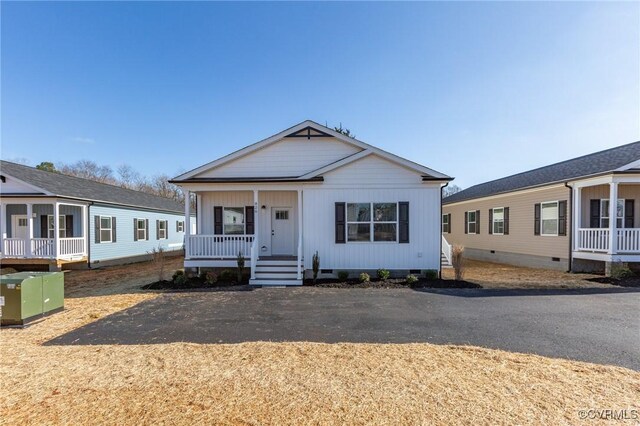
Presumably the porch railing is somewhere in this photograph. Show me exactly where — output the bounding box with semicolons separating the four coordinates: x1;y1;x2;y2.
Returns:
186;235;254;258
60;237;85;257
31;238;55;257
441;235;452;264
577;228;609;252
617;228;640;253
2;238;26;257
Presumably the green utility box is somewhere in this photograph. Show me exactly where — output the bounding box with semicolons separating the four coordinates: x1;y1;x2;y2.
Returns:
0;271;64;326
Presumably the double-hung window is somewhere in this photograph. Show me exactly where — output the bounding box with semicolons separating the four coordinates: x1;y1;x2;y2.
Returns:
346;203;397;242
600;199;624;228
466;210;477;234
99;216;113;243
442;214;450;233
492;208;504;235
541;201;559;236
157;220;168;239
136;219;147;240
177;220;184;232
47;215;66;238
223;207;245;235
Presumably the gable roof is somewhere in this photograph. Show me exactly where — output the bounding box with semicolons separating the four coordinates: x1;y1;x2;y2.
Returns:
171;120;452;182
444;141;640;204
0;161;185;213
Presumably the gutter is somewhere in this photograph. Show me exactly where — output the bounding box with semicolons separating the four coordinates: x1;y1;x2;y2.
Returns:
440;182;449;278
564;182;572;273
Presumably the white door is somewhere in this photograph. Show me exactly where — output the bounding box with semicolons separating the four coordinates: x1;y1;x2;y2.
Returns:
271;207;294;255
11;215;29;239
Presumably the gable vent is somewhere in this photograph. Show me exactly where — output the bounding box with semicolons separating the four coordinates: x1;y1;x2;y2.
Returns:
284;126;333;139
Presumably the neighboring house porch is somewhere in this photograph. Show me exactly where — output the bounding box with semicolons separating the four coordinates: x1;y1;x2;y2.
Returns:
572;175;640;268
0;198;88;266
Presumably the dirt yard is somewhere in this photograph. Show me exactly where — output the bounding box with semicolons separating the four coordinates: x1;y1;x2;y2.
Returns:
1;259;639;425
442;259;610;289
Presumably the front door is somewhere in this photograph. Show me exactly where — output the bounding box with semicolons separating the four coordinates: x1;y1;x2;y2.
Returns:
271;207;294;255
11;215;29;239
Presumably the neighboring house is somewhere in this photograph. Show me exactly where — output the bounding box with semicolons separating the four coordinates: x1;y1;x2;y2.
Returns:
0;161;193;270
442;142;640;275
170;120;452;286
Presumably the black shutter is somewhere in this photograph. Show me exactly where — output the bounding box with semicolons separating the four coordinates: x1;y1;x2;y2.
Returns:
558;200;567;236
448;213;452;234
504;207;510;235
133;218;138;241
245;206;255;235
165;220;169;238
176;220;179;232
590;199;600;228
534;203;541;236
66;215;74;238
335;202;346;244
399;202;409;243
214;206;223;235
156;220;160;240
111;217;117;242
488;209;493;235
40;215;48;239
625;200;634;228
95;216;101;243
464;211;468;234
145;219;149;240
476;210;480;234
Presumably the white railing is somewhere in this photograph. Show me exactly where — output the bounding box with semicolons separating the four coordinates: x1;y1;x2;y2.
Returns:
441;235;452;264
250;239;258;280
60;237;85;257
31;238;55;257
617;229;640;253
577;228;609;252
297;236;303;280
2;238;26;257
186;235;254;258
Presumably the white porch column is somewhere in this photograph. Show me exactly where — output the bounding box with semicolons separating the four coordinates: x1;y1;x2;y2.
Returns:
54;202;60;258
297;189;303;280
607;182;618;254
81;204;88;255
252;189;259;280
185;191;191;258
196;194;202;234
0;203;6;253
573;186;581;251
26;203;34;257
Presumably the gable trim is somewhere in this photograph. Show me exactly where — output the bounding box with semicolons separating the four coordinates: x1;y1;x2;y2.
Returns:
0;172;53;196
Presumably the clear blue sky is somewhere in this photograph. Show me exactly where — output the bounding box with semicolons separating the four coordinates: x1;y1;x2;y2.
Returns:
2;2;638;188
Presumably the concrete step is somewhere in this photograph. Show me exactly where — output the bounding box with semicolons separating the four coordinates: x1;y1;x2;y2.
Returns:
255;272;300;279
256;260;300;267
250;278;303;286
255;265;303;273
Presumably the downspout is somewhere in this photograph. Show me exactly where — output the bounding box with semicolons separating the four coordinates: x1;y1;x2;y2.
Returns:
87;202;93;269
564;182;572;273
440;182;449;279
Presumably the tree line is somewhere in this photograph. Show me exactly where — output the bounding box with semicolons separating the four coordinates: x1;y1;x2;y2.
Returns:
35;160;184;203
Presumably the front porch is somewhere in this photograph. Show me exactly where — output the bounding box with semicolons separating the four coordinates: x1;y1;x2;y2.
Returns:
183;188;304;285
0;199;88;263
572;177;640;264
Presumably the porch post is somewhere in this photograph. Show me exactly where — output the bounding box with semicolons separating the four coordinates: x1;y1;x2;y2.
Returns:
185;191;191;258
573;186;581;251
54;202;60;258
81;204;88;255
252;189;259;280
297;189;303;280
26;203;34;257
0;203;6;253
607;182;618;255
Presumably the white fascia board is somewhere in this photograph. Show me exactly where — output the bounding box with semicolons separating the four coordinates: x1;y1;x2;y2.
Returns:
615;158;640;171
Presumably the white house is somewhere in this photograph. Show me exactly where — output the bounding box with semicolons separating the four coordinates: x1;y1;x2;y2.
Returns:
171;120;452;285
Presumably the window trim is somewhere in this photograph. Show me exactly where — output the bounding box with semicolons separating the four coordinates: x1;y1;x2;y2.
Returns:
99;215;113;243
223;207;246;235
157;219;168;240
540;201;559;237
136;219;147;241
492;207;505;236
442;214;450;234
177;220;184;233
346;202;399;243
600;198;625;228
466;210;477;234
47;214;67;239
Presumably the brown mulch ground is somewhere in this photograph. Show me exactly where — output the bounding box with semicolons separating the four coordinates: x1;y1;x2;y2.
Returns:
442;260;612;289
307;278;480;289
1;258;638;425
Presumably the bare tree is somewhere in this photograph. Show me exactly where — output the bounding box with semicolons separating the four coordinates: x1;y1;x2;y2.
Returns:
60;160;115;184
334;123;355;138
116;164;143;189
443;184;463;197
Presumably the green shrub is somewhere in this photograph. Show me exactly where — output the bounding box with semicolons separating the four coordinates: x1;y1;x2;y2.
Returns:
337;271;349;281
312;251;320;284
219;269;235;282
406;274;418;285
172;270;187;286
359;272;370;283
423;269;438;280
377;268;390;281
610;262;635;280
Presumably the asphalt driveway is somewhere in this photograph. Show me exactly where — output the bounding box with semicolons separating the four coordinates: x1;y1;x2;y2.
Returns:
47;287;640;370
